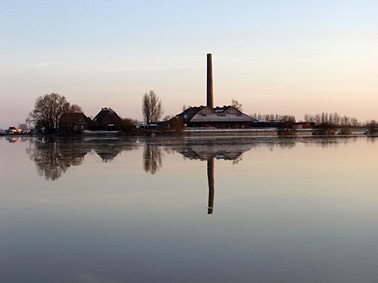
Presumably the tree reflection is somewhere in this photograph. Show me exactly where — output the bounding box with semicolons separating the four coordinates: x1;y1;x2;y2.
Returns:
27;138;89;180
27;137;138;180
302;136;359;148
143;143;163;174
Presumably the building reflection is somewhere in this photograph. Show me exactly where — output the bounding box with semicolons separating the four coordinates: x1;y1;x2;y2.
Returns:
5;136;31;143
24;136;355;208
90;139;131;162
176;140;254;215
27;137;138;180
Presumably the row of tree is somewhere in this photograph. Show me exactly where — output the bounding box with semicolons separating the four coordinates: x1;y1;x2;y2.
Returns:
26;91;165;134
251;113;296;122
252;112;376;129
27;92;376;134
304;113;361;127
27;93;83;133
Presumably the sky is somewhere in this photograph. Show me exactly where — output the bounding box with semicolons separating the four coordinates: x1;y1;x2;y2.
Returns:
1;0;377;129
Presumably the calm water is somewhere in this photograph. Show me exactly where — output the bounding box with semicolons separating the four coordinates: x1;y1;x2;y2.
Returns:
1;136;378;283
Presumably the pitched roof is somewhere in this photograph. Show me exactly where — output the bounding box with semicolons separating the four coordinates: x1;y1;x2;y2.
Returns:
94;108;121;123
60;113;90;125
176;105;256;123
61;112;88;121
176;106;207;122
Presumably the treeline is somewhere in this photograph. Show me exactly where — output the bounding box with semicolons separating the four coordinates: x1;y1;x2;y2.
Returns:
251;112;374;128
251;114;296;121
304;113;361;127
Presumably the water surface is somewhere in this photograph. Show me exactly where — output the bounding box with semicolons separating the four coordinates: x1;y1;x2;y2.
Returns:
1;136;377;282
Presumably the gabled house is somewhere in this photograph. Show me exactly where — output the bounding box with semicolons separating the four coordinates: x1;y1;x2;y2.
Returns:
176;105;256;128
93;107;122;130
60;112;90;132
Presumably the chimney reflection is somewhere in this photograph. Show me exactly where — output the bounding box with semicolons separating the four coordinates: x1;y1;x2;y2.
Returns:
175;140;255;215
207;158;215;214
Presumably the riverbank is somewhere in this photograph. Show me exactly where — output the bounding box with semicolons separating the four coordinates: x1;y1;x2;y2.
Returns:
1;127;374;138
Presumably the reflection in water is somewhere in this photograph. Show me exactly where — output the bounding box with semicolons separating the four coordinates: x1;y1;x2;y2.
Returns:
302;136;360;148
177;141;252;161
174;139;255;215
27;138;90;180
207;158;214;214
25;136;367;207
143;144;163;174
5;136;31;143
26;137;138;180
90;138;138;162
3;136;378;282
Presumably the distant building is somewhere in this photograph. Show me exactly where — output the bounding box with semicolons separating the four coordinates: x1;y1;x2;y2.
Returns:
176;105;255;128
93;107;122;130
18;124;28;131
60;113;91;132
174;54;256;128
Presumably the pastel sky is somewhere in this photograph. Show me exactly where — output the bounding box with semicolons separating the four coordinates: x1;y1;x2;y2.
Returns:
1;0;377;129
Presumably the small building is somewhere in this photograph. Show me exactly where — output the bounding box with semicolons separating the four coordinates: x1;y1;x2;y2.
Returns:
176;105;256;128
18;124;28;131
60;113;91;132
93;107;122;130
295;122;315;129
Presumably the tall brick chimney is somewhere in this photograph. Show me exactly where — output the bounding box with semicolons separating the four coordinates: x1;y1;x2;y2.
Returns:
207;53;213;108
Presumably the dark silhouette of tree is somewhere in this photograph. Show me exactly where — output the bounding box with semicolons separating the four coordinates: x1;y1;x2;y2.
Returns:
142;90;163;125
366;120;377;135
27;93;82;133
252;113;296;121
120;118;138;133
231;99;242;111
169;117;184;135
277;117;297;136
304;112;361;128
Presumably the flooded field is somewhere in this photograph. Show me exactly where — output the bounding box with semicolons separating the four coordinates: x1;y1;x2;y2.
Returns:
1;136;378;282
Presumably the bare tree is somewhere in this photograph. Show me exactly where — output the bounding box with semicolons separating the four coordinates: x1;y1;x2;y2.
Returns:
163;115;173;121
142;90;163;125
182;104;192;111
231;99;242;111
252;113;295;121
367;120;377;134
304;112;361;128
27;93;82;133
277;116;297;136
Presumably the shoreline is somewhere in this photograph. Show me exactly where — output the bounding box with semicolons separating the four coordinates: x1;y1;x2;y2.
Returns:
1;128;376;139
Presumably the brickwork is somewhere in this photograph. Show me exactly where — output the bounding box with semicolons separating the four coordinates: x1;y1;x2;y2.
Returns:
207;53;213;108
